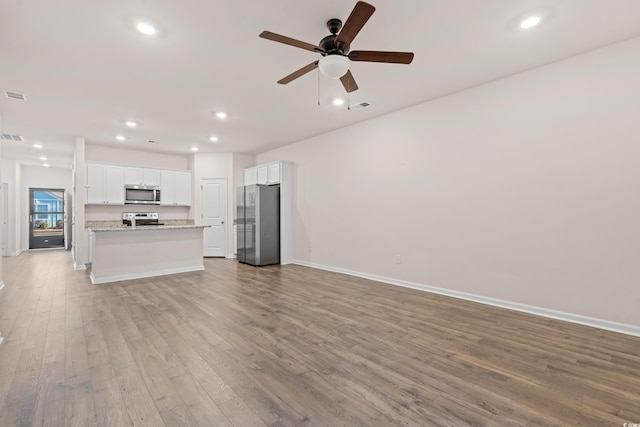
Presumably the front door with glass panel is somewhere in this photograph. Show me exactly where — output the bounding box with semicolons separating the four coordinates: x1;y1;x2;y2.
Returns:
29;188;65;249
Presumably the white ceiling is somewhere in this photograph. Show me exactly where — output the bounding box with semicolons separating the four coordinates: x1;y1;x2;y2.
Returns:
2;0;640;169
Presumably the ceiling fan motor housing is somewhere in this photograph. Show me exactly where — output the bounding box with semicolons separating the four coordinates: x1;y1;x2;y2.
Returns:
321;19;349;55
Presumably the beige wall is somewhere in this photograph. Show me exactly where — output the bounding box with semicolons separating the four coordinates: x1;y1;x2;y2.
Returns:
257;37;640;327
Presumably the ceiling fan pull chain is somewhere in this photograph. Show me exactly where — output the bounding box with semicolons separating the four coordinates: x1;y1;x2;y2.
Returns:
347;78;351;110
317;67;320;106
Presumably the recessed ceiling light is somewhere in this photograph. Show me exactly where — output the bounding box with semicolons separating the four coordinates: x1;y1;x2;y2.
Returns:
125;121;137;128
116;135;126;141
33;143;43;149
209;136;219;142
40;156;47;160
332;98;345;106
43;163;50;168
191;147;199;152
520;16;541;29
136;23;157;35
215;112;228;119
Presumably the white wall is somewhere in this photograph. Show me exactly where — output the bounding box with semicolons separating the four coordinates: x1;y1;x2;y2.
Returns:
0;136;3;287
1;159;19;255
85;144;190;169
257;36;640;328
72;137;87;268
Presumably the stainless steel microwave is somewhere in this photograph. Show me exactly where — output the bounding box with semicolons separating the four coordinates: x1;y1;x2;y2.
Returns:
124;185;161;205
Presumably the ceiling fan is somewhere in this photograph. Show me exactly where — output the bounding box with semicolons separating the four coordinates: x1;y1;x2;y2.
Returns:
259;1;414;93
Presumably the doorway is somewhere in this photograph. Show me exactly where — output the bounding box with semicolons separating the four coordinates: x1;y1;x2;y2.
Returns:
29;188;65;249
201;178;227;257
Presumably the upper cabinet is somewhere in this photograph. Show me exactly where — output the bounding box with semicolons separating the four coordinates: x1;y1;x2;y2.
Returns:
86;163;125;205
86;162;190;206
244;161;283;186
123;167;161;187
161;170;191;206
244;168;258;186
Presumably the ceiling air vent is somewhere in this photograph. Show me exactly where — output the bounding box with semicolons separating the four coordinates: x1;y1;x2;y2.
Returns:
3;90;26;101
350;101;370;110
1;133;25;142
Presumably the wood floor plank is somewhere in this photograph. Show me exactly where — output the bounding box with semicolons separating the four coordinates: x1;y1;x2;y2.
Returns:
1;250;639;426
64;294;98;427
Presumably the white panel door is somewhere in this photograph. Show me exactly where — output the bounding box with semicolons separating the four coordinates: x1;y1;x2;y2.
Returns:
202;178;227;257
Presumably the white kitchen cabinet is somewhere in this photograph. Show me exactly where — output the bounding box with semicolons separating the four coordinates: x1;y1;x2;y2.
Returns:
161;170;191;206
244;161;282;186
123;167;161;186
86;163;124;205
257;165;268;184
267;162;280;184
244;168;258;186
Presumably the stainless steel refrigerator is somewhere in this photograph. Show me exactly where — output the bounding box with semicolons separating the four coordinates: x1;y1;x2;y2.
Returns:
237;184;280;266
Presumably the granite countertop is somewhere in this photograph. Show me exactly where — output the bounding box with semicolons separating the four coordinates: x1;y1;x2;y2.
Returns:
87;219;207;232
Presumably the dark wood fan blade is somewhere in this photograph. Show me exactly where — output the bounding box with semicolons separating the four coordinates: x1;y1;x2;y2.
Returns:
340;70;359;93
335;1;375;49
277;61;319;84
348;50;414;64
260;31;323;53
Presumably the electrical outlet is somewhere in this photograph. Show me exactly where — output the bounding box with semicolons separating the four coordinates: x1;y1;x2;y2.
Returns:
395;255;401;264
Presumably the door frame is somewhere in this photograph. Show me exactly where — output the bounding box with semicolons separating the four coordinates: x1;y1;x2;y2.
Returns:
28;187;66;250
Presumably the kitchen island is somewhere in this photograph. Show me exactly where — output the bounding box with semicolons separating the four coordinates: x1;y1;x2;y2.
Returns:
88;224;207;284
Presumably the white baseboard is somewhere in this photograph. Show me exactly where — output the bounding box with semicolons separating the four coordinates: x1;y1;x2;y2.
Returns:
90;265;205;285
74;263;87;271
226;254;237;259
293;260;640;338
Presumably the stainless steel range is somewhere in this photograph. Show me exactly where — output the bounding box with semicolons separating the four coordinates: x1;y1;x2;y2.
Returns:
122;212;164;227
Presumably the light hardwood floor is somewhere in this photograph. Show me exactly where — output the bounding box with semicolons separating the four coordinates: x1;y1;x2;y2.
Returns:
0;250;639;426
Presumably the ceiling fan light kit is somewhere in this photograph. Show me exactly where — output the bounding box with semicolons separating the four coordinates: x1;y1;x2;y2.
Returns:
319;55;350;79
259;1;414;93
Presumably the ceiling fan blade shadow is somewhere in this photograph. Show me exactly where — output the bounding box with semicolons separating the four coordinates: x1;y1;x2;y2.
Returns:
335;1;375;49
260;31;323;53
348;50;414;64
277;61;319;84
340;70;359;93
